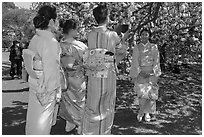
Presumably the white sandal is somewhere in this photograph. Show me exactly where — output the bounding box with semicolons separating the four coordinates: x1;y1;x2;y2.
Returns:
137;114;143;122
145;113;151;122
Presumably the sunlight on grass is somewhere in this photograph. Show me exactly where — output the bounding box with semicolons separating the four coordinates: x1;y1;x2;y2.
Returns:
134;127;159;134
4;119;26;127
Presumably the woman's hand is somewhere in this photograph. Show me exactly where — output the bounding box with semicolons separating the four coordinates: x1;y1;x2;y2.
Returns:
149;75;158;85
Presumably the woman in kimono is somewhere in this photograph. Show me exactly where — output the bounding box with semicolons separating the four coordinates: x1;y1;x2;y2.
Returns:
82;4;129;134
25;5;61;134
58;19;87;134
130;28;161;122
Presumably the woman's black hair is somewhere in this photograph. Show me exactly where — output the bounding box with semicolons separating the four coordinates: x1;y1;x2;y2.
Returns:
59;19;78;34
93;3;108;24
139;27;151;37
33;5;57;30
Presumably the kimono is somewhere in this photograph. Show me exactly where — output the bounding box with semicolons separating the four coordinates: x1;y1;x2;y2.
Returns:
82;25;127;135
130;41;161;116
25;30;61;135
58;38;87;134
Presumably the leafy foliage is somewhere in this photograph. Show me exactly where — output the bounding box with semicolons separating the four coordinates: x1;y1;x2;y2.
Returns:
2;2;202;72
2;2;36;48
2;2;16;14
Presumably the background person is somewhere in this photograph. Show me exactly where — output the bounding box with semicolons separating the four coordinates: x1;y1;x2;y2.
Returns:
9;40;23;79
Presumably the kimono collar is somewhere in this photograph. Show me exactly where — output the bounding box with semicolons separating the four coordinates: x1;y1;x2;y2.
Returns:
61;37;75;43
141;41;150;47
36;29;55;39
93;24;107;32
61;37;83;50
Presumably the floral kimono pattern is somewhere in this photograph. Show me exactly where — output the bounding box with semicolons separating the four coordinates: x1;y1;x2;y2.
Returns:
130;41;161;115
58;39;87;133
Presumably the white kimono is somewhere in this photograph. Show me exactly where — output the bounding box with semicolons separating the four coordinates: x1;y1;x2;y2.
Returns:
25;30;61;135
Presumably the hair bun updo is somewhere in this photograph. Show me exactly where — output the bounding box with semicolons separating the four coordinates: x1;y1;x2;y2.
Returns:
33;15;49;29
33;5;57;30
59;19;78;34
59;19;66;29
93;3;108;24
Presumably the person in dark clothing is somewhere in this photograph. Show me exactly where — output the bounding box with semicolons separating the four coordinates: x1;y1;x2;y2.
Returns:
9;40;23;79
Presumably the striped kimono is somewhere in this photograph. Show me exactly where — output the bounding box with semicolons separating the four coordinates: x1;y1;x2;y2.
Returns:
82;25;127;135
130;41;161;116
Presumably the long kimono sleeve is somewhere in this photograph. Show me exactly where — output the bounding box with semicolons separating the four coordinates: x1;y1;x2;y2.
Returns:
152;44;161;77
129;45;140;79
113;32;127;64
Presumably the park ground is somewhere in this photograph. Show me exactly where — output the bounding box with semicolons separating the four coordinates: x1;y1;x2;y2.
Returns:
2;52;202;135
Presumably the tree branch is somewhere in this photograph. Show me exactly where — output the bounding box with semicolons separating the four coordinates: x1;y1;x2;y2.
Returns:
133;2;162;33
126;2;162;46
132;3;151;15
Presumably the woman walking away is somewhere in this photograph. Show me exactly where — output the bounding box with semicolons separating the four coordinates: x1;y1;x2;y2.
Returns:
24;5;61;135
130;28;161;122
58;19;87;134
82;3;129;135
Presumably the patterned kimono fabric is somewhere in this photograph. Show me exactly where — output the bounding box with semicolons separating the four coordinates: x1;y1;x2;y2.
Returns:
82;26;126;135
58;39;87;134
25;30;61;135
130;41;161;117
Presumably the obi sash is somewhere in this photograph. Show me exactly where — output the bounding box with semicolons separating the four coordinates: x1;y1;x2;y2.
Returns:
83;48;114;78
